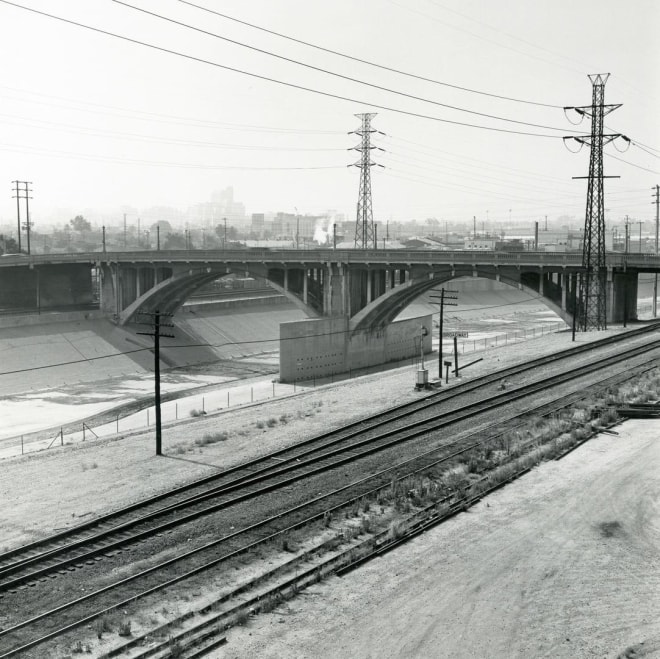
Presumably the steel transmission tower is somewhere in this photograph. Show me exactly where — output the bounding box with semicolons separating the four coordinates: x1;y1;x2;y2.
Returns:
349;113;384;248
564;74;624;330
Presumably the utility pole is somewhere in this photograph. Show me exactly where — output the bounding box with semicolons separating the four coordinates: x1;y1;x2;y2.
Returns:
564;73;625;331
12;180;32;253
653;185;659;316
156;225;161;251
223;217;227;248
137;310;174;456
624;216;630;253
429;288;458;381
137;217;141;248
349;113;384;248
123;213;127;249
23;186;33;255
102;225;106;253
635;221;644;253
12;180;22;252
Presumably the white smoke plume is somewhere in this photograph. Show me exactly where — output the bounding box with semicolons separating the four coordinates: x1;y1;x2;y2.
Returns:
313;217;331;245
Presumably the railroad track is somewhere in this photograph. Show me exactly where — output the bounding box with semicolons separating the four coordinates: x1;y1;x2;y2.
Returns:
0;329;658;657
1;327;657;594
89;368;659;659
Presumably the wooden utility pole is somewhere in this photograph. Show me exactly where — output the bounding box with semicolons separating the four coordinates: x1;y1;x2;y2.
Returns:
12;180;32;253
137;310;174;456
429;287;458;381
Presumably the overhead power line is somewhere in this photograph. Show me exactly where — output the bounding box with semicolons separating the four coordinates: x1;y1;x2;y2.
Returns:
0;294;552;379
0;111;345;151
0;84;344;134
176;0;562;109
114;0;573;134
0;141;346;170
0;0;567;139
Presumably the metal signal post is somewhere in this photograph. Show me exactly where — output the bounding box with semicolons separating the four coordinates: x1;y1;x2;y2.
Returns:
138;310;174;456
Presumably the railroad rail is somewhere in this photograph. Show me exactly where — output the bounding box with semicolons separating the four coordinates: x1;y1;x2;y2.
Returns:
0;327;658;656
1;325;658;593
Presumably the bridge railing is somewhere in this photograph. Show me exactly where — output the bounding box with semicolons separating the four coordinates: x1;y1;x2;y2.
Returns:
3;249;660;270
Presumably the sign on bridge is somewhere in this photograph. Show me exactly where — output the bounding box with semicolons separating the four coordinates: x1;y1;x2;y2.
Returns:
446;331;469;338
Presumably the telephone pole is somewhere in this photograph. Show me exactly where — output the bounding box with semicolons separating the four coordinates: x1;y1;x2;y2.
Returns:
349;113;384;249
12;180;32;253
429;288;458;381
564;74;625;331
653;185;659;316
137;310;174;456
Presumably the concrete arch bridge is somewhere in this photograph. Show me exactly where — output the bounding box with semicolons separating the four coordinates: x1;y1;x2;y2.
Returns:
0;249;650;380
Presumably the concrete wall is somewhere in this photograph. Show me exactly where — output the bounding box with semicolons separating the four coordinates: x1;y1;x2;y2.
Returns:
0;309;104;329
279;314;432;382
0;264;93;310
39;264;95;308
181;293;287;313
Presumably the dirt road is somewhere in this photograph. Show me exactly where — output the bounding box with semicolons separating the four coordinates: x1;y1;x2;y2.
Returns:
218;421;660;659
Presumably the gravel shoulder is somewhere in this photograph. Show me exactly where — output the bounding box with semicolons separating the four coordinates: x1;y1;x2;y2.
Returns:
216;420;660;659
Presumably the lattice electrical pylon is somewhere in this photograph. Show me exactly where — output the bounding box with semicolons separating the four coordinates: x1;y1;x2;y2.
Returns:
564;73;626;331
349;113;384;249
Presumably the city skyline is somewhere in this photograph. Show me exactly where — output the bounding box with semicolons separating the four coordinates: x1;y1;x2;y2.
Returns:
0;0;658;230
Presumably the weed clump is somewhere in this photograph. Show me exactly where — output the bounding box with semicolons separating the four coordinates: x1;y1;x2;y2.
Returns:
194;432;228;446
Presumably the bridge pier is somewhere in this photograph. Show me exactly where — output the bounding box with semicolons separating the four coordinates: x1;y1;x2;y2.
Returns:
279;313;433;382
610;271;638;322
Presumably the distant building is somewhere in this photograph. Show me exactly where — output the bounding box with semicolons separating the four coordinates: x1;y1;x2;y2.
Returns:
495;239;525;252
464;235;497;250
403;236;447;249
251;213;265;235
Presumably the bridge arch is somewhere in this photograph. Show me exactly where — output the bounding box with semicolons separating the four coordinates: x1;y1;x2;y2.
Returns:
117;265;319;324
349;267;572;332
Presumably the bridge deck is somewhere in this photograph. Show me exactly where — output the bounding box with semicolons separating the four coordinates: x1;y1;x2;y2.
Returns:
2;249;660;270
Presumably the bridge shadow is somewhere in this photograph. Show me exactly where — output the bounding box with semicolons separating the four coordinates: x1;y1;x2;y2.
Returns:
163;454;224;469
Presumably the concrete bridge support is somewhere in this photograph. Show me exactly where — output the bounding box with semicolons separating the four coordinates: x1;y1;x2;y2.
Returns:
610;271;638;323
279;313;433;382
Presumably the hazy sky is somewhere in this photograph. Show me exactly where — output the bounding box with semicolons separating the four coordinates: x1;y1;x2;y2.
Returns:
0;0;658;229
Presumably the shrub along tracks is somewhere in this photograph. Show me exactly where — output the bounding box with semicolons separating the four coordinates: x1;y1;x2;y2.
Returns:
0;327;658;657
